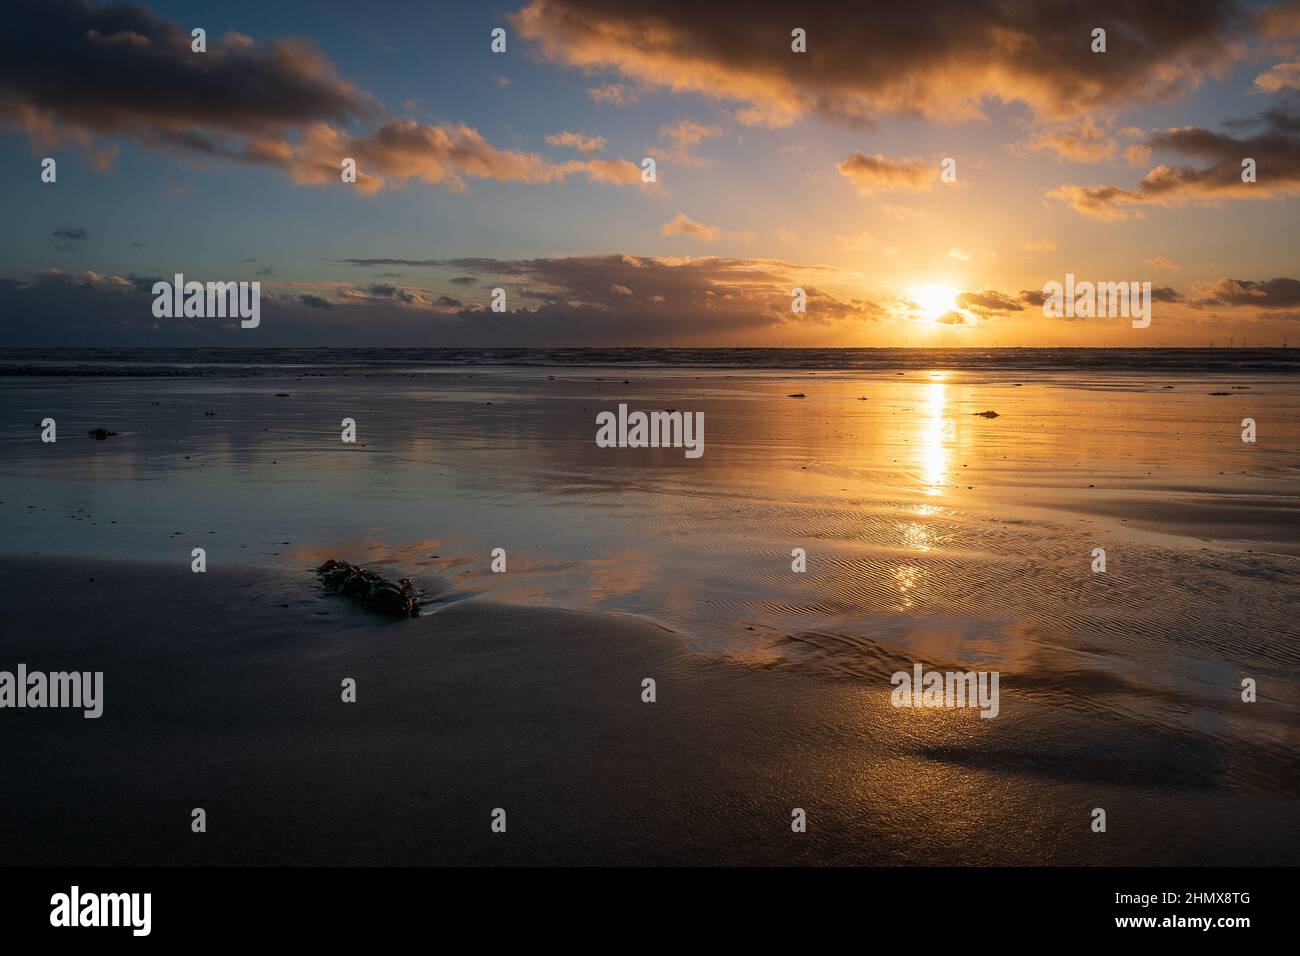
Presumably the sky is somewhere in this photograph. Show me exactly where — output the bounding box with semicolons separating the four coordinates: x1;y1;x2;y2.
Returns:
2;0;1300;348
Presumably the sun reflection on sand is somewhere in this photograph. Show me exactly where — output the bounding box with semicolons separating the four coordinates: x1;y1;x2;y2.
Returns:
900;522;931;552
919;378;951;495
892;564;921;609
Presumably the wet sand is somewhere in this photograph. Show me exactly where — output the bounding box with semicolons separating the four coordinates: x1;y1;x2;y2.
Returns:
0;363;1297;864
0;555;1295;866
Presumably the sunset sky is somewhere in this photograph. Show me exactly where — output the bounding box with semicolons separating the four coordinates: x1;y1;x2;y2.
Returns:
3;0;1300;347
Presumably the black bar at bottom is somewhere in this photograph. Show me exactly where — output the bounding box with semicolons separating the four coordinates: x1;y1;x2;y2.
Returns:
1;866;1282;942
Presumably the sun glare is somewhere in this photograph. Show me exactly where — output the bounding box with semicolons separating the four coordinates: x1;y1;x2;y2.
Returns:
911;284;959;321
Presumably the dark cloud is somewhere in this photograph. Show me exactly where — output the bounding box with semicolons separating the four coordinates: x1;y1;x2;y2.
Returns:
126;273;162;294
0;257;887;346
431;254;884;325
0;0;643;194
1;0;367;160
352;283;415;303
1049;102;1300;219
52;224;88;252
335;258;442;268
512;0;1275;126
1192;276;1300;307
957;289;1023;315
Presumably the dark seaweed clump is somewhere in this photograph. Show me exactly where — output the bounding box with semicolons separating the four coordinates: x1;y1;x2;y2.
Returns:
316;559;420;617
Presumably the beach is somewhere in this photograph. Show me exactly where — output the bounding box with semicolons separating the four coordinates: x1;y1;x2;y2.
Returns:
0;351;1297;865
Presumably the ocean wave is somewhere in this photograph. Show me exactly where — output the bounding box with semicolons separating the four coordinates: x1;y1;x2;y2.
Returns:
2;346;1298;376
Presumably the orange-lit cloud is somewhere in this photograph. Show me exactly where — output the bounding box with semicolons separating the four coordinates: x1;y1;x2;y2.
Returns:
836;231;880;252
546;131;608;153
287;120;642;193
661;213;755;242
836;153;935;195
649;118;723;165
586;82;637;106
1021;117;1121;162
662;213;721;241
1254;60;1300;91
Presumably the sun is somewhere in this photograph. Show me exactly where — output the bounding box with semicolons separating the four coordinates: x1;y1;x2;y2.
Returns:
911;284;960;321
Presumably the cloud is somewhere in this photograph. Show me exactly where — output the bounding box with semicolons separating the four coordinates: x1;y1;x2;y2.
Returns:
1014;283;1183;313
1044;184;1139;221
659;213;756;242
957;290;1024;315
1047;103;1300;219
287;119;643;193
416;253;884;330
649;118;723;166
546;131;607;153
836;153;935;195
881;205;926;220
586;82;637;106
661;212;720;241
0;0;644;195
344;283;416;304
1020;116;1119;162
1192;276;1300;308
510;0;1272;126
946;247;971;261
1144;256;1182;269
52;225;87;241
334;258;444;268
1;0;368;162
1254;60;1300;91
835;231;879;252
1124;143;1153;166
52;224;88;252
0;256;890;346
13;260;1294;346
